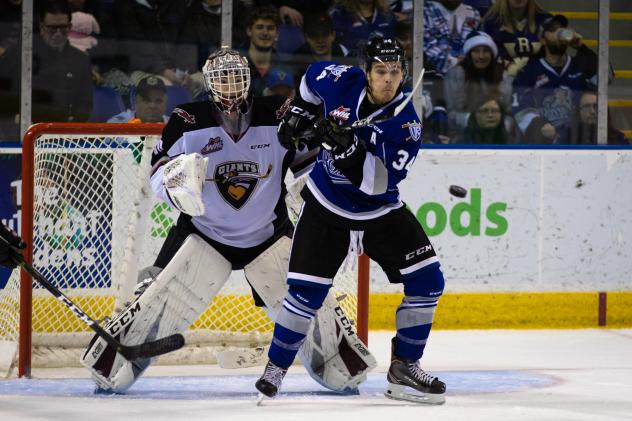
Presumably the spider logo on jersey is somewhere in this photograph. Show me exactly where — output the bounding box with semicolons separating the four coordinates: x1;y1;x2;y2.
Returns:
329;106;351;122
212;161;270;209
276;97;292;119
172;107;196;124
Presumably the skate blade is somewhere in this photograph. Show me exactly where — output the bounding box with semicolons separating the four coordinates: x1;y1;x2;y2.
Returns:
256;392;266;406
384;382;446;405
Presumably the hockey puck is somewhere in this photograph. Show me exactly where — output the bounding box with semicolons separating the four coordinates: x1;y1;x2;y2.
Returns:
449;185;467;198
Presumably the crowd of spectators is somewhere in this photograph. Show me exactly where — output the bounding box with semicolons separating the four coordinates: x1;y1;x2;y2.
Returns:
0;0;628;145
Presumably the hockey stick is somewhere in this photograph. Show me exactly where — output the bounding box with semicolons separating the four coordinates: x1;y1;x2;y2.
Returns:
0;234;184;361
291;68;425;146
347;67;426;130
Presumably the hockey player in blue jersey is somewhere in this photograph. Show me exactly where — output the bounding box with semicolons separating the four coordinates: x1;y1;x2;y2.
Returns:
255;37;446;405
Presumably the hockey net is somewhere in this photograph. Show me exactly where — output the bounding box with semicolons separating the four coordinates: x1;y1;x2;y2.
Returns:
0;123;368;377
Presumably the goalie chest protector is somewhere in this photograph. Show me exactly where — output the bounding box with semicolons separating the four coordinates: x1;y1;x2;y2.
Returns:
152;96;306;248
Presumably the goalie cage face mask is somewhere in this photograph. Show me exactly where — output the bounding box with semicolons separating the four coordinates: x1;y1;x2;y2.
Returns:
203;48;252;114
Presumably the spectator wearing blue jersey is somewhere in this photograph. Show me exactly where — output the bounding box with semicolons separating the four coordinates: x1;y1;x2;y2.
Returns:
329;0;396;56
256;37;447;405
512;15;587;144
482;0;551;76
423;0;481;75
443;30;513;137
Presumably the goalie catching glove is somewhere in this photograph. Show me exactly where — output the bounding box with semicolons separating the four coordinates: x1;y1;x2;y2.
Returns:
278;97;320;151
162;153;208;216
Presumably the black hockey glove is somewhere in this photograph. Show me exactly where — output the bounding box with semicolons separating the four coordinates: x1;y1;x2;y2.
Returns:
278;96;320;150
0;224;25;269
315;119;366;169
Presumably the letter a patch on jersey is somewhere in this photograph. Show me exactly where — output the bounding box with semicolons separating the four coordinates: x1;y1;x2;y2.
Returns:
213;161;261;209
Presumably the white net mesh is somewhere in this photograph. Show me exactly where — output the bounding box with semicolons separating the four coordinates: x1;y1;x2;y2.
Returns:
0;127;360;371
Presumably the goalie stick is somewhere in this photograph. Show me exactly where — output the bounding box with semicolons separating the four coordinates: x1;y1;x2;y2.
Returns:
0;233;185;361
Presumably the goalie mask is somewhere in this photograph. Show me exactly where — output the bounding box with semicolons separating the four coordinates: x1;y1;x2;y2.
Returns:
203;47;253;137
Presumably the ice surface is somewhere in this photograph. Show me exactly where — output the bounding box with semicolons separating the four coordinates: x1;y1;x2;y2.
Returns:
0;330;630;421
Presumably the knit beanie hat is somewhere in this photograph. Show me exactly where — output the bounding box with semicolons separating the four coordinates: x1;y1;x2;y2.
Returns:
463;31;498;58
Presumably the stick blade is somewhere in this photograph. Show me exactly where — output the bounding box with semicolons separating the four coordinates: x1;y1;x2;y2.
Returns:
119;334;185;360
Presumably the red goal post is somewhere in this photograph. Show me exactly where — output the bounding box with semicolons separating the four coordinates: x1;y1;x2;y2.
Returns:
14;122;369;378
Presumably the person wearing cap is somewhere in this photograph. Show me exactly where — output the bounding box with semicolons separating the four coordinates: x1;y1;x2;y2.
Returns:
443;30;513;137
262;67;295;98
512;14;588;144
423;0;481;75
108;76;168;123
293;13;350;82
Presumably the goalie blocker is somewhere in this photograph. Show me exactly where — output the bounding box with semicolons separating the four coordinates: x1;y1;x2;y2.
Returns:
82;234;375;393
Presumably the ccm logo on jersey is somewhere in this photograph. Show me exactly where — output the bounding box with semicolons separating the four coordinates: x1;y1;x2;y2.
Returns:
291;106;316;119
173;107;196;124
329;106;351;122
405;245;433;260
250;143;270;149
201;136;223;154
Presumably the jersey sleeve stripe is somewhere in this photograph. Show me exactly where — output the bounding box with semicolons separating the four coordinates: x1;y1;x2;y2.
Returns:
359;154;388;195
287;272;333;286
400;256;440;276
299;75;322;106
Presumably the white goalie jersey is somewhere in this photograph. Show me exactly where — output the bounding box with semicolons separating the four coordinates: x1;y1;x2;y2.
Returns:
151;97;316;248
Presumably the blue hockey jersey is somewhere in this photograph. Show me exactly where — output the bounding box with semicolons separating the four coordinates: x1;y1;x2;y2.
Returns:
299;61;423;220
483;13;551;60
512;56;587;136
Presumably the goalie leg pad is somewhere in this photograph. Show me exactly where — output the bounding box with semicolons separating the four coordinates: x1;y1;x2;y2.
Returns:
244;236;376;393
81;234;232;393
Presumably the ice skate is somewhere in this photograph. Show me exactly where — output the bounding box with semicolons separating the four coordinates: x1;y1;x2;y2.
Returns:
255;360;288;399
385;356;446;405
